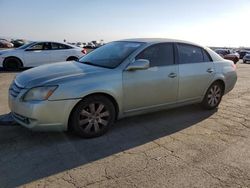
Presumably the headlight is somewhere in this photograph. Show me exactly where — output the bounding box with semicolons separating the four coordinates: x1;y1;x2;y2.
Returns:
23;86;58;101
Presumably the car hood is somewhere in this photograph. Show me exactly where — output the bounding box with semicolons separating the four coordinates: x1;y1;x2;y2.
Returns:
15;61;109;88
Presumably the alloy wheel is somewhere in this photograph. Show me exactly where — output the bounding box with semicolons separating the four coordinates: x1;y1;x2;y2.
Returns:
207;85;222;107
79;103;110;134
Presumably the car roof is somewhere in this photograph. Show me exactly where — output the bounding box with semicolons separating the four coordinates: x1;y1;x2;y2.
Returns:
118;38;203;47
37;41;68;44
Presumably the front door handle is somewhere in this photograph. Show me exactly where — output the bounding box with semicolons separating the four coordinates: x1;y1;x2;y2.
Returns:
207;68;214;73
168;72;177;78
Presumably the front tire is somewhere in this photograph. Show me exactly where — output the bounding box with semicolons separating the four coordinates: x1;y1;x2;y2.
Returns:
202;82;223;110
3;57;22;71
70;95;116;138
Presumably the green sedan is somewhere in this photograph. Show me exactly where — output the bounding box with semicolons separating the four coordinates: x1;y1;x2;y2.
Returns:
9;38;237;138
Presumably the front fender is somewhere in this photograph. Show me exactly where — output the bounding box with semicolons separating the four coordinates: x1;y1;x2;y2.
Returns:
48;72;124;114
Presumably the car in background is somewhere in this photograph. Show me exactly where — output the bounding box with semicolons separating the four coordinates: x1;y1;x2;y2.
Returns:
0;39;14;48
214;49;239;64
76;42;87;48
85;42;96;49
11;39;27;48
243;53;250;63
0;41;86;70
8;38;237;138
239;50;250;59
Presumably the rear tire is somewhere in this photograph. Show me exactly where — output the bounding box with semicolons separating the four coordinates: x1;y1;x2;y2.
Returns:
70;95;116;138
202;82;223;110
3;57;22;71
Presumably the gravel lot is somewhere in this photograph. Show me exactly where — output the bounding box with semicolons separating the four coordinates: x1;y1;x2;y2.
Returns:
0;62;250;188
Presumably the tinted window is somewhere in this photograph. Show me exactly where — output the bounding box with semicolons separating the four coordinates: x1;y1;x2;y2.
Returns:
43;42;51;50
29;43;44;50
136;43;174;67
51;43;71;50
79;41;143;68
203;49;212;62
178;44;203;64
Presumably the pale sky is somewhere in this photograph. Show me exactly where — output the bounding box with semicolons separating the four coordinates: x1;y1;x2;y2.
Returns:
0;0;250;47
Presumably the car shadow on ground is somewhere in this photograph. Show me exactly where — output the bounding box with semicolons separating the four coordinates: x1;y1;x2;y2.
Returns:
0;67;30;73
0;104;217;187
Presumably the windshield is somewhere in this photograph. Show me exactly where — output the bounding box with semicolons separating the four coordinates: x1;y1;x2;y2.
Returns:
17;42;35;49
78;41;144;68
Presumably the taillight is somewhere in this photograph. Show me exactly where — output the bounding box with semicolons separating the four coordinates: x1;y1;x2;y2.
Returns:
232;63;236;70
81;48;87;54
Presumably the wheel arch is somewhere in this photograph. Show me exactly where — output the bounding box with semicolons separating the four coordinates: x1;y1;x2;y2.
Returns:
205;78;226;97
3;56;24;67
213;79;225;94
68;92;120;130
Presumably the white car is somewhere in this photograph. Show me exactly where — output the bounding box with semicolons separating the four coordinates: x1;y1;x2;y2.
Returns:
76;42;86;48
0;41;86;70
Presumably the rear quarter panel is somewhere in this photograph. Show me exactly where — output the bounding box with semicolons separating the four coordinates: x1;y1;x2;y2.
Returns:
213;60;237;94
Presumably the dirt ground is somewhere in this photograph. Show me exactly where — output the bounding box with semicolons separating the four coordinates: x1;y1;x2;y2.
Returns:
0;62;250;188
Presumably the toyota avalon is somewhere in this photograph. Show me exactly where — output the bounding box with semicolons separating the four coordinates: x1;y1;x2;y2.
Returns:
9;38;237;138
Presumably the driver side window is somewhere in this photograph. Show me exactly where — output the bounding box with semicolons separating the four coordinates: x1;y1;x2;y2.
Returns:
29;43;44;50
136;43;174;67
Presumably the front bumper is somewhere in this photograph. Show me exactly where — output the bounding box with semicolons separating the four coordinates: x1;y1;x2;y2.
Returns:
9;94;80;131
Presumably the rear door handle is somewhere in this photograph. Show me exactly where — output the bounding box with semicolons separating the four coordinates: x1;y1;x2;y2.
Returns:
207;68;214;73
168;72;177;78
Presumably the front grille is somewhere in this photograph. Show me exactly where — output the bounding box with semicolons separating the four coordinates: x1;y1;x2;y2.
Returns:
9;81;24;98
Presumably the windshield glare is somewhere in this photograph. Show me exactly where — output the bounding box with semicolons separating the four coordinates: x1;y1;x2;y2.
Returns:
79;41;144;68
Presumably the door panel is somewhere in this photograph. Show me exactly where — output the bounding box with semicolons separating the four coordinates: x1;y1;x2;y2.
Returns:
51;43;71;62
24;50;52;66
176;43;215;101
50;49;69;62
24;42;51;67
178;62;214;101
123;65;178;111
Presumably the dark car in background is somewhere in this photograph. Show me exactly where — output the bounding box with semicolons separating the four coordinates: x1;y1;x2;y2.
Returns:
214;49;239;64
243;53;250;63
238;50;250;59
11;39;27;47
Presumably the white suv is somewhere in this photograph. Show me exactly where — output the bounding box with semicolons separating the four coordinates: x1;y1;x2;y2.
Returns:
0;41;86;70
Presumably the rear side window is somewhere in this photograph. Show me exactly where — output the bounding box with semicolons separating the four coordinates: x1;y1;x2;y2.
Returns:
51;43;72;50
177;44;204;64
203;49;212;62
136;43;174;67
43;42;51;50
28;42;51;50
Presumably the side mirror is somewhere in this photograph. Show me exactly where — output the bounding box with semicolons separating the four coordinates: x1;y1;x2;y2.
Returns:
126;59;150;71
